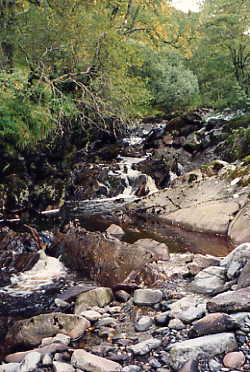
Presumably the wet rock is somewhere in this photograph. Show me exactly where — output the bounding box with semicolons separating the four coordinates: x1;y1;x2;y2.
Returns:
135;316;153;332
221;242;250;280
223;351;245;369
228;204;250;246
168;333;237;370
19;351;41;372
133;289;163;306
189;266;226;295
207;286;250;313
106;224;125;238
53;361;75;372
0;228;40;286
50;230;156;287
188;313;239;338
132;239;169;261
5;313;90;348
127;338;161;355
71;349;121;372
75;287;113;314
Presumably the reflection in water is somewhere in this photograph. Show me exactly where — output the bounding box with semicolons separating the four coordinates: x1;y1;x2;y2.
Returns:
123;219;232;257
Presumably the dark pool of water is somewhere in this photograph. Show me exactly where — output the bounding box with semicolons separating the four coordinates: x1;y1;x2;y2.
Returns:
122;220;232;257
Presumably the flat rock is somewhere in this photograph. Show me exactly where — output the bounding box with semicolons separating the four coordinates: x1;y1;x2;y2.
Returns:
207;286;250;313
228;203;250;246
75;287;113;314
189;266;226;295
5;313;90;348
133;289;162;306
168;332;237;370
165;200;240;235
71;349;121;372
188;313;239;338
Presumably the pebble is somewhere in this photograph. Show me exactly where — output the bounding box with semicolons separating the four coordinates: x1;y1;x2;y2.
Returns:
135;316;153;332
223;351;246;369
168;318;185;330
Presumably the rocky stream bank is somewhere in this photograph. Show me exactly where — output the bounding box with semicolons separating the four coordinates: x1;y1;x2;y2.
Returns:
0;109;249;372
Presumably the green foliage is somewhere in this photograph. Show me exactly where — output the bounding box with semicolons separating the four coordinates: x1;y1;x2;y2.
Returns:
0;70;80;147
141;49;200;112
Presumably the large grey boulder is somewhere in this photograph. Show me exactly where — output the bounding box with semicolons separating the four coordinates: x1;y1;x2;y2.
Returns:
71;349;121;372
207;287;250;313
5;313;90;348
189;266;226;295
168;333;237;370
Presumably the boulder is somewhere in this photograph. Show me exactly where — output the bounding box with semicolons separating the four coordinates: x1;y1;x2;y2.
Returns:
188;313;239;338
165;200;240;235
228;204;250;246
71;349;121;372
168;333;237;370
220;242;250;280
189;266;226;295
133;289;163;306
75;287;113;314
207;286;250;313
50;230;157;287
5;313;90;348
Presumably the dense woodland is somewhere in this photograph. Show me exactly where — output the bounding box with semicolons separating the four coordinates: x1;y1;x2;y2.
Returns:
0;0;250;148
